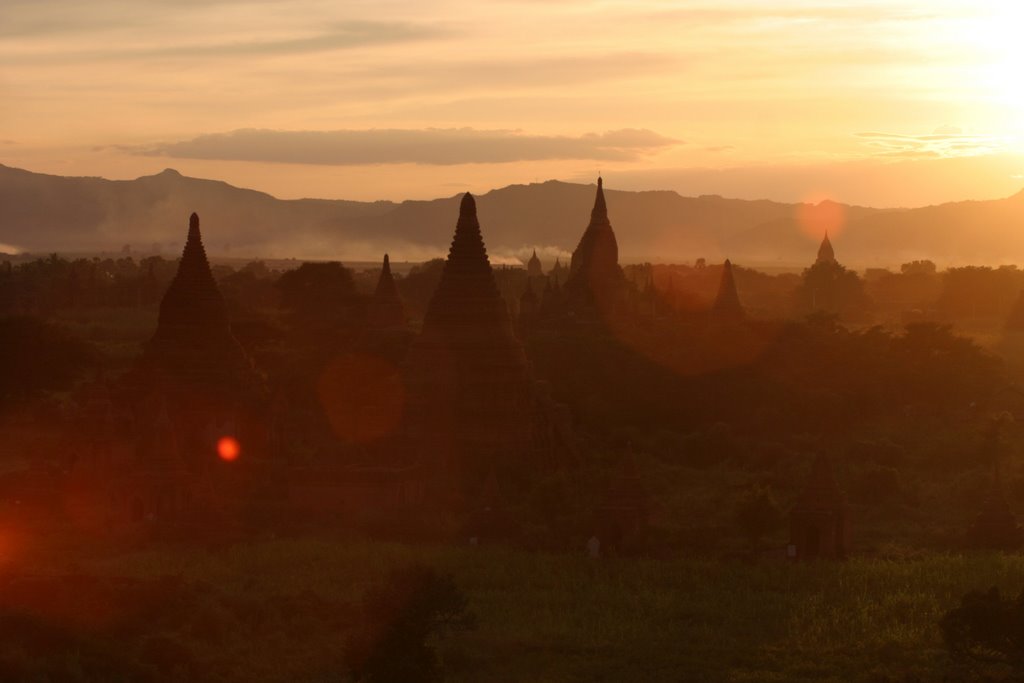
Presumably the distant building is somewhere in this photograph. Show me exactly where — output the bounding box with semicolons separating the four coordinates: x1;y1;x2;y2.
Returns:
131;213;267;470
789;454;850;560
711;259;745;320
402;193;575;507
565;177;626;315
526;249;543;277
550;257;568;283
367;253;407;332
816;232;836;265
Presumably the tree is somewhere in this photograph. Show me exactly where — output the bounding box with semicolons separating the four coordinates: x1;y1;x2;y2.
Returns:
276;261;359;327
0;316;95;403
345;566;475;683
941;586;1024;675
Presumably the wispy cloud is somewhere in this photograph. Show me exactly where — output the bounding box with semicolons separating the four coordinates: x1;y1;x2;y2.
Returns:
3;20;445;62
855;127;1003;159
135;127;681;165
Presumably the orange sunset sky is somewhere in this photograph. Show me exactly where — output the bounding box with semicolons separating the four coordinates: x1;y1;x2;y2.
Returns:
2;0;1023;207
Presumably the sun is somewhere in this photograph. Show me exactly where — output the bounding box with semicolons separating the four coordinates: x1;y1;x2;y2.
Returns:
968;3;1024;136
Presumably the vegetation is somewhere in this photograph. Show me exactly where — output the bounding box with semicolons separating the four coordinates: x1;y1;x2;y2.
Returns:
3;538;1024;681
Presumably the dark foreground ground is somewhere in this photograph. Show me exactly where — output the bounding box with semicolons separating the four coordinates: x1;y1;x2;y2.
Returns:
2;534;1021;682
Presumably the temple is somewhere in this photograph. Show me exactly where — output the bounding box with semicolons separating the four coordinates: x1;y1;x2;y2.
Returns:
816;232;836;265
403;194;536;480
402;193;574;504
565;177;625;314
711;259;745;320
129;213;267;476
526;249;543;278
367;253;407;332
136;213;264;406
789;454;850;559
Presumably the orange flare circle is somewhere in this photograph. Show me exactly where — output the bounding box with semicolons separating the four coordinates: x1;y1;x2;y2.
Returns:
217;436;240;461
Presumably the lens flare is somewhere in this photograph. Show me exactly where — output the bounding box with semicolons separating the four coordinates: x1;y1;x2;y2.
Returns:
796;194;845;242
217;436;240;461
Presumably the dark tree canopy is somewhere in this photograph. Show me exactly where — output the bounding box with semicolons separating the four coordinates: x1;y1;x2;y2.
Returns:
0;316;95;402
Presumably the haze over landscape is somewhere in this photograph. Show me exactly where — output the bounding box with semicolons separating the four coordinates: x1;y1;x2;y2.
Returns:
4;162;1024;268
9;2;1024;682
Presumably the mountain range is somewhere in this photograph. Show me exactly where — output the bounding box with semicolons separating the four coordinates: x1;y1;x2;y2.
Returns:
2;163;1023;269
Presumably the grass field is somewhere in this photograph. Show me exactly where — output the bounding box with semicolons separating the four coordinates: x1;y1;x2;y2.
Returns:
13;537;1010;682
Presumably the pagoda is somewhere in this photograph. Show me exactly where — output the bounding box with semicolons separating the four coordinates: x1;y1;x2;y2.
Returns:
132;212;265;469
526;249;543;278
139;213;262;399
711;259;745;320
367;253;407;331
816;232;836;265
565;177;624;313
402;193;536;485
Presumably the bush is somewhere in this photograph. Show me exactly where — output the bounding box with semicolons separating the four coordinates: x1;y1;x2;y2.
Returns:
345;566;476;683
940;586;1024;674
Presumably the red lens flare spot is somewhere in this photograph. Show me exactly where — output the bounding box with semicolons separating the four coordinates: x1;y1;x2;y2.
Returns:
217;436;240;462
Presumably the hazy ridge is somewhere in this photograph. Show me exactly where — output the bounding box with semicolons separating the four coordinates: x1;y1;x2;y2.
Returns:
2;163;1022;268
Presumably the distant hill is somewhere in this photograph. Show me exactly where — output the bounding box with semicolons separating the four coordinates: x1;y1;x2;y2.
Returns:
1;163;1022;268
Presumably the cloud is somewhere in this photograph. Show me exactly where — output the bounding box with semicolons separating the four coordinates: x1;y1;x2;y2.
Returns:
2;20;445;62
136;127;681;165
854;130;1002;159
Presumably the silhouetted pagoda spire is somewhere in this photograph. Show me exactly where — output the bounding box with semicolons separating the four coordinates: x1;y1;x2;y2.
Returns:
566;177;623;312
816;232;836;264
527;249;543;277
368;253;406;330
422;193;508;329
154;213;227;337
139;212;262;399
404;193;534;485
711;259;745;319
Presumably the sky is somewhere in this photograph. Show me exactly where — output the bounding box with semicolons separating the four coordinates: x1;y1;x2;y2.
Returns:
2;0;1024;207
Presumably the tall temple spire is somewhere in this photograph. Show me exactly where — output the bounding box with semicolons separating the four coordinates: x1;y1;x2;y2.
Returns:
422;192;506;329
375;253;398;297
591;176;608;225
403;192;536;485
527;249;542;277
139;212;262;399
153;212;228;340
566;177;622;310
369;253;406;330
711;259;745;320
816;232;836;265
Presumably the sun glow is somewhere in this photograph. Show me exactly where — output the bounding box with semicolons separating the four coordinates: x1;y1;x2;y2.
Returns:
967;3;1024;145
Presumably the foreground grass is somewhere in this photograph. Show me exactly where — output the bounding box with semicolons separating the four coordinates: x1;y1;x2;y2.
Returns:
29;537;1012;682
